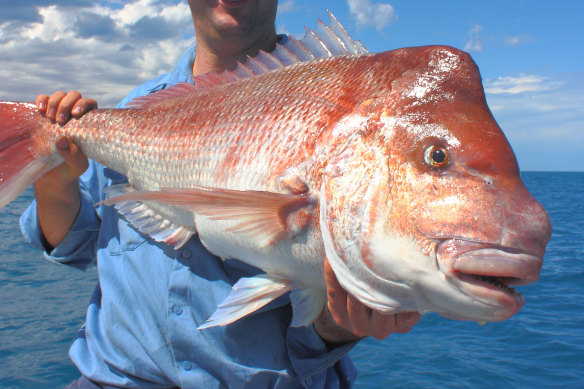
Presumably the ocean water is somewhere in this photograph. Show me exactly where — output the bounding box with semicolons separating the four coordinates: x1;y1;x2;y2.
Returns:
0;172;582;388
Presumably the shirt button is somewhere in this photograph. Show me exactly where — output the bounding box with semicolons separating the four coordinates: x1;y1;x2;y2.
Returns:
181;249;192;259
305;377;313;386
172;305;183;315
183;361;192;371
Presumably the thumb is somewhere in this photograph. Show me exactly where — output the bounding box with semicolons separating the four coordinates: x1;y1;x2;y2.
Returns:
56;137;89;177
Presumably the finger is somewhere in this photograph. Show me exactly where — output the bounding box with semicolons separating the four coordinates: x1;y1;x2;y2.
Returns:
46;91;67;121
394;312;421;334
324;257;349;328
71;98;98;118
346;294;373;337
367;311;398;340
35;95;49;112
56;91;82;124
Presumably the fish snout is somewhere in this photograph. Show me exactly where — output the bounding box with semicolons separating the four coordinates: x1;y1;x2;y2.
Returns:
430;177;550;322
499;181;552;259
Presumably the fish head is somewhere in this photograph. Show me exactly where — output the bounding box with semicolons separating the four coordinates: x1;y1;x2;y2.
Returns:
322;46;551;323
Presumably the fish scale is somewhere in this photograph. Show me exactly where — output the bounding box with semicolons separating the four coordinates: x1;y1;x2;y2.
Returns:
0;13;550;329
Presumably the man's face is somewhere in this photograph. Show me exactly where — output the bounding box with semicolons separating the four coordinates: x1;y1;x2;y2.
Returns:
188;0;278;42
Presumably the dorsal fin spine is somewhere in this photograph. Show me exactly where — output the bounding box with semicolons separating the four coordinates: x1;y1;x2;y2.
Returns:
235;63;255;78
282;36;316;61
195;77;215;88
205;72;223;84
271;45;301;66
303;27;332;58
255;50;286;69
219;71;241;83
246;56;272;74
315;19;349;55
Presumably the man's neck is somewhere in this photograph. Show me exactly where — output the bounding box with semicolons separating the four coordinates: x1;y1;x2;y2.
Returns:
192;29;278;76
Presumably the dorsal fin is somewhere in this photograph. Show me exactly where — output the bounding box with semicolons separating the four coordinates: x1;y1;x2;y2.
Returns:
223;10;369;83
323;11;368;55
127;11;368;109
125;82;198;109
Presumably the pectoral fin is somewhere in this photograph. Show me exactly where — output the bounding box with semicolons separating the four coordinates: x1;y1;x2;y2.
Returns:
102;184;195;248
198;275;326;329
198;275;291;329
102;185;317;247
289;288;327;327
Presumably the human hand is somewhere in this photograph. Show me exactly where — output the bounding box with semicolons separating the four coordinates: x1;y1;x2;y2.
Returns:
35;137;89;188
33;91;96;248
313;257;421;345
36;90;97;124
34;91;95;186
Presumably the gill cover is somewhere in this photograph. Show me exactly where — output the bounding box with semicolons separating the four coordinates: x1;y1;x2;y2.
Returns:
319;119;416;314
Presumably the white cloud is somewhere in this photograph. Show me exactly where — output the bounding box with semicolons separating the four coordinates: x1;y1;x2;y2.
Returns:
464;24;483;52
106;0;152;26
278;0;297;14
21;5;75;41
504;34;532;46
0;0;193;107
347;0;396;32
485;72;584;171
485;74;563;95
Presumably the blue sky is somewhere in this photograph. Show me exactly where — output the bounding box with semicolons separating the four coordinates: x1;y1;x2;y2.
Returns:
0;0;582;171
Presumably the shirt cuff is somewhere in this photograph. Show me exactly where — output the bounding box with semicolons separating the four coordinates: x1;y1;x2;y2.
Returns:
19;191;100;270
286;324;358;388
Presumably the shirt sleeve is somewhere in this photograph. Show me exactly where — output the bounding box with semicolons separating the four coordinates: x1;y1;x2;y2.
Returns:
19;164;102;271
286;325;358;388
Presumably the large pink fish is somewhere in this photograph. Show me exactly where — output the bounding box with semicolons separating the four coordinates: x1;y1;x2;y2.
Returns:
0;14;551;328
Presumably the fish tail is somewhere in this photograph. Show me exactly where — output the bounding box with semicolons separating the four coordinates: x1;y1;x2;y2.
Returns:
0;101;55;209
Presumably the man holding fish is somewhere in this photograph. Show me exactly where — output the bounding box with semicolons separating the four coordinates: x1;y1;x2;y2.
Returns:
24;1;420;387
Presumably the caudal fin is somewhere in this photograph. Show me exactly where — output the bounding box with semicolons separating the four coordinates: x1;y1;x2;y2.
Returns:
0;101;53;209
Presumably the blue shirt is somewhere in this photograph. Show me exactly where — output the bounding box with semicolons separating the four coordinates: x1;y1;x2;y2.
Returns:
20;44;357;388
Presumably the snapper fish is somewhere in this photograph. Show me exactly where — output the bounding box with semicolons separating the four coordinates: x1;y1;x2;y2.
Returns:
0;13;551;328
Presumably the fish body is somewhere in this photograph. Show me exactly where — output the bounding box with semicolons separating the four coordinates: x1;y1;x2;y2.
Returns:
0;15;551;327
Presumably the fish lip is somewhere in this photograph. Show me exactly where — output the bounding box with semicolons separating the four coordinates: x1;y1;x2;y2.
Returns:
453;247;543;285
436;239;543;315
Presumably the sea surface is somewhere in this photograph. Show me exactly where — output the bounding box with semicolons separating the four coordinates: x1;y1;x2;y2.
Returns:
0;172;582;388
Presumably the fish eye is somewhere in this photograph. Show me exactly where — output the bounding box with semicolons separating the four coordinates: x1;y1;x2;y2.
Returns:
424;145;450;169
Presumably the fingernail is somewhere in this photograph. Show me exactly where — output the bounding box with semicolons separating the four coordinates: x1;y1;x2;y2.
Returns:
47;109;56;118
56;138;69;151
38;102;46;110
72;107;82;115
57;113;67;123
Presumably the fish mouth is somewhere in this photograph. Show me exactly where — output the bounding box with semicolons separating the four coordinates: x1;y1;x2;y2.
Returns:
437;239;543;318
